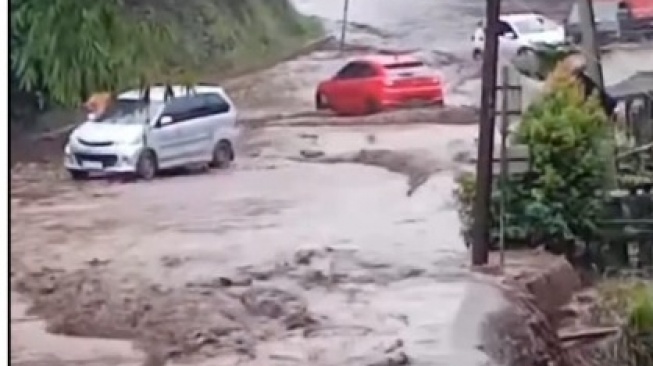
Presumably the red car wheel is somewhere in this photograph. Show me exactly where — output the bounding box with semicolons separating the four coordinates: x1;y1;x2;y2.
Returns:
315;92;329;110
365;97;381;114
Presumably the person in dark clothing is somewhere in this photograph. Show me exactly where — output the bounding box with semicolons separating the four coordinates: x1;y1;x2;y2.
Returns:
573;70;618;117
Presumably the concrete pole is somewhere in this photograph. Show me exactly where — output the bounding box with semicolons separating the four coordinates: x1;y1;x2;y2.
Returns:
472;0;501;266
577;0;618;189
340;0;350;51
577;0;604;88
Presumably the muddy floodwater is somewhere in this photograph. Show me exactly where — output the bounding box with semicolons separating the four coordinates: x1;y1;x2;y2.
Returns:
10;0;653;365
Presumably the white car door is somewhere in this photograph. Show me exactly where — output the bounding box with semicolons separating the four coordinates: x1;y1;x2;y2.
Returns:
200;92;238;158
497;20;522;59
175;95;215;162
148;96;195;168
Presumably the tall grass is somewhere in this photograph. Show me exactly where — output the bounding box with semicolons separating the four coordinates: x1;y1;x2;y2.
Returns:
597;281;653;365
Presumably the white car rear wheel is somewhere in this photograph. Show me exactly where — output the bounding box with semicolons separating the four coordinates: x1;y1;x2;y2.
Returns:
210;140;233;169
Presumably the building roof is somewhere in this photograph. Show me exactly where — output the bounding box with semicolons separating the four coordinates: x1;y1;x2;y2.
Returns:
607;71;653;98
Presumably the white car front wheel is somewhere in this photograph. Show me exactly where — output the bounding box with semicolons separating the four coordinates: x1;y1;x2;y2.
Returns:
68;169;89;181
136;149;158;180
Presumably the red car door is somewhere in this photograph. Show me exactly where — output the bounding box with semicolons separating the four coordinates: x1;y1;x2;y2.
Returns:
354;62;383;113
324;62;372;115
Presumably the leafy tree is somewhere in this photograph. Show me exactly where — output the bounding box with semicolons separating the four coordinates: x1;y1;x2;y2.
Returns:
508;63;609;252
454;64;610;255
11;0;179;107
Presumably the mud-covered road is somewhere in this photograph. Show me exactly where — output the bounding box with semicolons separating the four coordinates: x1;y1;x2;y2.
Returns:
10;0;653;365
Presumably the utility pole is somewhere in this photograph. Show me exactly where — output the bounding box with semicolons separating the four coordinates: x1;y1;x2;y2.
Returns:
577;0;604;88
340;0;350;51
577;0;618;190
472;0;501;266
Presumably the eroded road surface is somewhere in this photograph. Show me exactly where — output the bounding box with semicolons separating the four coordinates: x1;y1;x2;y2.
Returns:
11;0;653;365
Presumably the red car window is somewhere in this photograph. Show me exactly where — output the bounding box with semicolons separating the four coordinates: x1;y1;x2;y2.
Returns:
383;61;433;79
335;62;361;79
335;62;378;80
384;61;424;69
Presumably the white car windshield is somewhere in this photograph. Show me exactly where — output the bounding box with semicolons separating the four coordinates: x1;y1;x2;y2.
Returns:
93;99;161;125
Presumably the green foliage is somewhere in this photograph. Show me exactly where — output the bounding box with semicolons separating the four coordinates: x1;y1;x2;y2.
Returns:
629;284;653;333
453;172;478;246
144;0;322;74
509;66;609;245
597;281;653;365
10;0;322;117
453;66;611;252
11;0;177;107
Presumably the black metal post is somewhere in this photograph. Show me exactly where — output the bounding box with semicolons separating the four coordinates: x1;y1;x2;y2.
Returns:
340;0;350;51
472;0;501;266
577;0;604;88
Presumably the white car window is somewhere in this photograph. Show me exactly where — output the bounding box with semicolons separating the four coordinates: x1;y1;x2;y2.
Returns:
511;20;544;34
511;17;558;34
537;17;560;30
498;21;517;36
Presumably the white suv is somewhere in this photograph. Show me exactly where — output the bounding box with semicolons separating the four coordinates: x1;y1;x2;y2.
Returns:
64;85;239;180
472;13;566;60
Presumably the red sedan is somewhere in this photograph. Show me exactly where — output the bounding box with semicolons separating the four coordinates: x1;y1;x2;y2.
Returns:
315;54;445;116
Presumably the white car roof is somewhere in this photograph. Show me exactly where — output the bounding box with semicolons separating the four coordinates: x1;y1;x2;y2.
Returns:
500;13;544;23
118;84;227;101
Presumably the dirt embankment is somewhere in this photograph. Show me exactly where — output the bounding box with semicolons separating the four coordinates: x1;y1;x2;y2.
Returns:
476;252;624;366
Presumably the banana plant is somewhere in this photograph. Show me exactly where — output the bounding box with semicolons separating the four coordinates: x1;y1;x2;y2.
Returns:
10;0;192;107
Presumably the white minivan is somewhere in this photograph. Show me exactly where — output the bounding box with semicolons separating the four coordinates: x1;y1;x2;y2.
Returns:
64;85;239;180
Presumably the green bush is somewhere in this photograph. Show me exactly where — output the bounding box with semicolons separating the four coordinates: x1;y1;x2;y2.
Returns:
454;65;610;254
626;285;653;365
453;172;477;247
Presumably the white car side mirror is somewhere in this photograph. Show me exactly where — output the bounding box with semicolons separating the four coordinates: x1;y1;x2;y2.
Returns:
158;115;173;126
